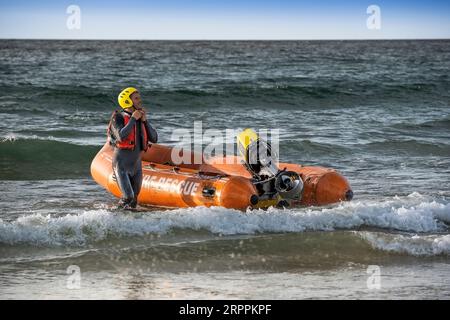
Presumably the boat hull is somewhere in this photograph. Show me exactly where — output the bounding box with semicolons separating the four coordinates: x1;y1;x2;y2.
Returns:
91;143;352;209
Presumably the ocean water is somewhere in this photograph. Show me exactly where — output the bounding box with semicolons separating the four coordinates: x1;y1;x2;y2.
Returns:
0;40;449;299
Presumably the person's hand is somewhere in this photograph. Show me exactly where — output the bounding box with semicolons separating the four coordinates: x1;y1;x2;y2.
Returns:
140;110;147;122
132;110;142;120
137;107;147;121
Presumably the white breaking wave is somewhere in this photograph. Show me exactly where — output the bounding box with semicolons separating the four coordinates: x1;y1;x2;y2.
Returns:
0;193;449;247
0;133;101;146
0;133;18;142
358;232;450;256
1;133;57;143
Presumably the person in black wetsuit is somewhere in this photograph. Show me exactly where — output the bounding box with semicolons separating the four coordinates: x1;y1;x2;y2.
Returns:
108;87;158;209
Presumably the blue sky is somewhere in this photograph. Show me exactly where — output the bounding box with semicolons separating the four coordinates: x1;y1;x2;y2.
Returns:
0;0;449;39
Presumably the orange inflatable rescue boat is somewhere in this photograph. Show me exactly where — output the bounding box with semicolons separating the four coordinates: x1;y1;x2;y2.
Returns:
91;129;353;210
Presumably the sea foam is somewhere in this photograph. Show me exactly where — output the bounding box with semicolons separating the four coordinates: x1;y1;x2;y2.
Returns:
0;193;448;249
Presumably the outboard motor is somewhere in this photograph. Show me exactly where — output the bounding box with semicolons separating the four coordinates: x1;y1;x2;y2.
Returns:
237;128;303;208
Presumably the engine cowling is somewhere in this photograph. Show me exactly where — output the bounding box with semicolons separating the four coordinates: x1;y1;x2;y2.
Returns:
237;128;303;206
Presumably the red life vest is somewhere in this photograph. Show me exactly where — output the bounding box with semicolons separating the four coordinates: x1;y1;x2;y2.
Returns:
109;111;149;151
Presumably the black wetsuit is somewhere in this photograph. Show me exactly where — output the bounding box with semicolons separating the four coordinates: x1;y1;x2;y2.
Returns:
110;110;158;208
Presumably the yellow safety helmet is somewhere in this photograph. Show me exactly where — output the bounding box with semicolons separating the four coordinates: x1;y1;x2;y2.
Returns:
118;87;138;109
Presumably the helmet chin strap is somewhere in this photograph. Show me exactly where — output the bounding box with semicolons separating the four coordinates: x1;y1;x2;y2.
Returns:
123;106;135;114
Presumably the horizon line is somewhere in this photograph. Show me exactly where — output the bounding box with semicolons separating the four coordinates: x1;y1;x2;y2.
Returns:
1;37;450;41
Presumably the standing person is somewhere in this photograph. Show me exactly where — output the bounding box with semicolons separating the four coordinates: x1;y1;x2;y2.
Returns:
108;87;158;209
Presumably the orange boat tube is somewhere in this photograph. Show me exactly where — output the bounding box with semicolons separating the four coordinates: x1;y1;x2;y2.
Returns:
91;142;353;210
